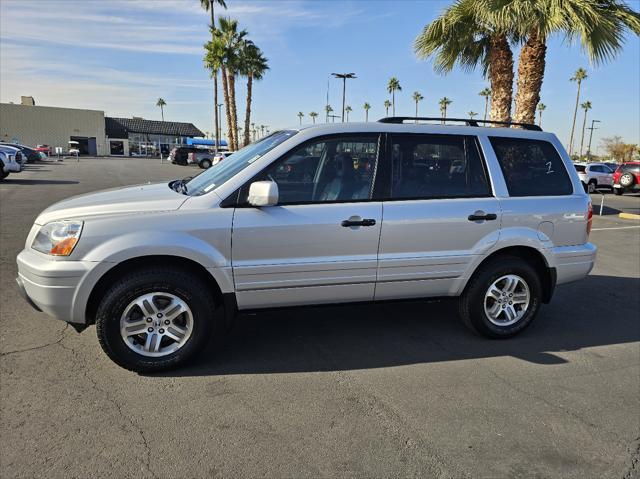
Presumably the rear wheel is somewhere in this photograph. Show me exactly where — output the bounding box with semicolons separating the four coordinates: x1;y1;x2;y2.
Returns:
613;188;624;196
200;159;212;169
95;267;217;372
458;257;542;338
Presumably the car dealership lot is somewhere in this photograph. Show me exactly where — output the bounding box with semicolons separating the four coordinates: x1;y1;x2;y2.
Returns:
1;159;639;478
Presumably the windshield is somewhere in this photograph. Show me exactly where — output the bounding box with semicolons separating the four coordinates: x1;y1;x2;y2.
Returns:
185;130;297;196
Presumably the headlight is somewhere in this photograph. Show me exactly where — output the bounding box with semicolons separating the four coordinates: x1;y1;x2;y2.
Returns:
32;221;83;256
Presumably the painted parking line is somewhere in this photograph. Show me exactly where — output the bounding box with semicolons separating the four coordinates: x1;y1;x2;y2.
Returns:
591;225;640;231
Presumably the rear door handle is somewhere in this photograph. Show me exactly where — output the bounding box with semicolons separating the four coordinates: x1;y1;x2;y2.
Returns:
468;213;497;221
341;218;376;227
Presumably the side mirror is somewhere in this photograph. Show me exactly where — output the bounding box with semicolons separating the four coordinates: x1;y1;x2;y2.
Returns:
248;180;279;207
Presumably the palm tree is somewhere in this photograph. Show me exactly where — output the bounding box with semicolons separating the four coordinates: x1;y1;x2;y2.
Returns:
309;111;318;124
579;101;592;156
415;1;515;123
479;88;491;121
297;111;304;124
568;68;588;154
363;102;371;122
510;0;640;125
439;97;452;124
324;104;333;123
239;41;269;147
387;77;402;116
468;111;478;119
345;105;352;122
200;0;227;152
537;103;546;127
384;100;392;116
155;98;166;121
412;91;424;121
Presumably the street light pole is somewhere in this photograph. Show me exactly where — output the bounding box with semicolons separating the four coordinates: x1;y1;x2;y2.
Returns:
586;119;601;161
331;73;356;122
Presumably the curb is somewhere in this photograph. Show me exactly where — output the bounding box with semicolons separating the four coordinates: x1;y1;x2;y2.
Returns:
618;212;640;220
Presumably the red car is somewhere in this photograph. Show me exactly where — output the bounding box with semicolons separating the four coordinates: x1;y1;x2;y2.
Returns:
35;144;51;155
613;162;640;195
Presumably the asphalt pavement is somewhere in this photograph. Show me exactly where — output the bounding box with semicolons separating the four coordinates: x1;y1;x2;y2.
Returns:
1;158;639;478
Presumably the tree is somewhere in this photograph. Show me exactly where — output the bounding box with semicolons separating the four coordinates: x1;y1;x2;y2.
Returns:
155;98;166;121
200;0;227;153
324;104;333;123
479;88;491;121
309;111;318;124
239;40;268;147
412;91;424;121
468;111;478;119
537;102;546;127
345;105;352;122
568;67;588;154
439;97;452;123
297;111;304;124
387;77;402;116
363;102;371;122
384;100;392;116
601;136;638;162
579;101;592;156
510;0;640;125
414;1;515;122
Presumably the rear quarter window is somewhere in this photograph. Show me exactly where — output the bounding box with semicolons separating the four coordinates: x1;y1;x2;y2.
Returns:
489;137;573;197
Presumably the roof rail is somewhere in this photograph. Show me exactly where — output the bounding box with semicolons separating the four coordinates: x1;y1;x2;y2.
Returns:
377;116;542;131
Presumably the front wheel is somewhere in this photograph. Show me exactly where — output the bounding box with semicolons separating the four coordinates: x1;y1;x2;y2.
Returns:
458;257;542;338
587;180;597;194
95;267;217;372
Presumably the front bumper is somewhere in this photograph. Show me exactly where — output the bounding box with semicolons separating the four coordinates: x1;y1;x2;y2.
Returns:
550;243;597;285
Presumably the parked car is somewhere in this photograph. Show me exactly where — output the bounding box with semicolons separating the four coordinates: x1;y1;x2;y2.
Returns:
574;162;614;193
187;149;216;169
0;145;25;167
613;161;640;195
168;146;200;165
35;145;51;155
0;149;23;180
0;143;40;163
212;151;233;166
16;119;596;372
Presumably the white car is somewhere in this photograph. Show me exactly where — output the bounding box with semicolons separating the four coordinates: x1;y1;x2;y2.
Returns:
0;149;23;180
212;151;233;166
574;162;614;193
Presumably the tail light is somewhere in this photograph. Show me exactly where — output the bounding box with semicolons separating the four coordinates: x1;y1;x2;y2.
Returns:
586;202;593;236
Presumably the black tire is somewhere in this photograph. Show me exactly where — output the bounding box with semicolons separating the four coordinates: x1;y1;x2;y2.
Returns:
587;179;597;194
458;257;542;338
95;267;217;373
200;159;212;169
613;188;624;196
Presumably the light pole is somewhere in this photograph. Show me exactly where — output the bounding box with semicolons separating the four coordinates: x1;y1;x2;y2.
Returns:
331;72;356;122
217;103;223;151
586;119;601;161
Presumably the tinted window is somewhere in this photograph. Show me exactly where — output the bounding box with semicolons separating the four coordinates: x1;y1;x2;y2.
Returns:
574;165;586;173
622;164;640;173
388;135;490;199
590;165;603;173
258;135;378;204
490;137;573;196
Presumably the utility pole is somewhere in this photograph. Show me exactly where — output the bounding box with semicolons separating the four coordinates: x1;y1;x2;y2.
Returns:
217;103;223;151
331;73;356;122
586;119;601;161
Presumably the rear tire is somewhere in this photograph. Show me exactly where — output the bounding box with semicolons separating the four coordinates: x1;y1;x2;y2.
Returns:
95;267;217;373
200;159;212;169
458;257;542;338
613;188;623;196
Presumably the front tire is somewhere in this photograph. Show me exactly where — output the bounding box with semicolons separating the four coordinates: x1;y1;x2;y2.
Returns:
587;180;597;193
458;257;542;338
95;267;216;372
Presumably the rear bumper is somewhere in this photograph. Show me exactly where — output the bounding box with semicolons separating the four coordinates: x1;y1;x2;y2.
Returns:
613;183;640;191
549;243;597;285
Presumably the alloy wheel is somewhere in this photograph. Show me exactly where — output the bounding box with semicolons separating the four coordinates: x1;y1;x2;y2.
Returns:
483;275;530;327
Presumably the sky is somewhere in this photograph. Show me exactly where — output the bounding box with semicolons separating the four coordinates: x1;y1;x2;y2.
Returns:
1;0;639;152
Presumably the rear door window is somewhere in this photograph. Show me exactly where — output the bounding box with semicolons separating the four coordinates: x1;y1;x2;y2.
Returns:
489;137;573;196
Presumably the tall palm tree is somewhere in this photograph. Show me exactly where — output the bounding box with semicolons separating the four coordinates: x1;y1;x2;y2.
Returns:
387;77;402;116
239;40;268;147
415;1;515;122
155;98;166;121
439;97;452;124
200;0;227;152
412;91;424;121
579;101;592;156
363;102;371;122
324;104;333;123
537;103;546;127
568;68;588;154
309;111;318;124
510;0;640;125
479;88;491;121
384;100;392;116
297;111;304;124
468;111;478;119
345;105;352;122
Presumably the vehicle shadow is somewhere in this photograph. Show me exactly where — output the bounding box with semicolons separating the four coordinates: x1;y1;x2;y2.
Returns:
2;179;79;185
157;274;639;377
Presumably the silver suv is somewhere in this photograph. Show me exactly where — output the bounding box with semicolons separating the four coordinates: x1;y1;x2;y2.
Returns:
16;118;596;372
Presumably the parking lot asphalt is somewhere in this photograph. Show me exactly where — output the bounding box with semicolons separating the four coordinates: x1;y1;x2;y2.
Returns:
1;158;639;479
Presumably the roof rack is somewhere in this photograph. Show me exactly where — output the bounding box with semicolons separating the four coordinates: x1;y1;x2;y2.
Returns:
377;116;542;131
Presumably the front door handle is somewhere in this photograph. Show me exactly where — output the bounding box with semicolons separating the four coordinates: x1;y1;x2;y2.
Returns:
468;213;497;222
341;218;376;227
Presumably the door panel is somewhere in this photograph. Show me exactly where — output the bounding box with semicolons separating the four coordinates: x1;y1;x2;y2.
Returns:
232;203;382;308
